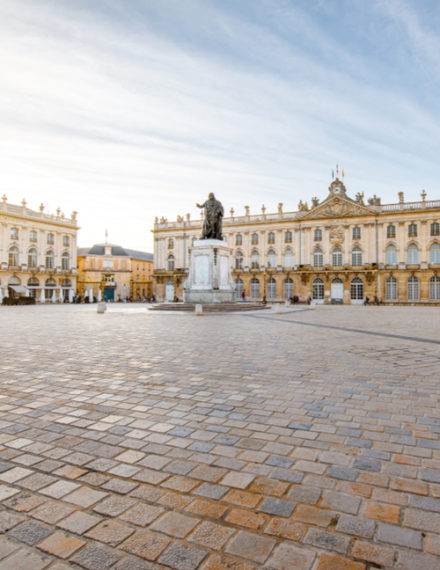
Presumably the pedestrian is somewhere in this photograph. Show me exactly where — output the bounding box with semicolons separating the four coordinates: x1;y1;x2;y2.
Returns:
307;296;312;305
241;290;246;303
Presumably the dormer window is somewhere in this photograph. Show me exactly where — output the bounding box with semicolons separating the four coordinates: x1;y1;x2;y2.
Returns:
105;246;112;255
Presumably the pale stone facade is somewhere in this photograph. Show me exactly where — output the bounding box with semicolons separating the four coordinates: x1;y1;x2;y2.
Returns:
152;179;440;304
0;196;78;302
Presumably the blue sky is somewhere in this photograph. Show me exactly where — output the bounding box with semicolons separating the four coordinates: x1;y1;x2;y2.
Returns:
1;0;440;250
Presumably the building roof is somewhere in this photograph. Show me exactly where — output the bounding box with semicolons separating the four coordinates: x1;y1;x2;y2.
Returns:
125;249;154;262
77;244;153;261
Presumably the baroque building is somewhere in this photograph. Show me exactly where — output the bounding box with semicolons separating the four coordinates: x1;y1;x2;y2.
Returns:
77;243;153;301
152;179;440;304
0;195;78;302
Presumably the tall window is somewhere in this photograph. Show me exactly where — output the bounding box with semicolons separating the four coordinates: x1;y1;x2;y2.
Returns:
61;252;70;270
284;249;294;268
235;278;243;300
47;233;54;245
250;278;259;298
168;239;174;249
312;278;324;300
8;246;19;266
10;227;19;240
236;234;242;246
267;249;276;268
251;233;258;245
430;276;440;300
167;255;174;271
28;248;37;268
386;245;397;265
407;244;419;265
45;250;54;269
430;243;440;264
352;247;362;266
431;223;440;236
27;277;39;298
267;278;276;299
268;232;275;244
63;236;70;246
407;276;419;301
314;228;322;241
386;277;397;300
332;247;343;266
408;223;417;237
350;278;364;300
29;230;37;242
284;278;293;299
352;227;361;239
235;252;243;269
285;231;292;243
250;250;259;269
313;248;323;267
45;278;56;300
387;225;396;238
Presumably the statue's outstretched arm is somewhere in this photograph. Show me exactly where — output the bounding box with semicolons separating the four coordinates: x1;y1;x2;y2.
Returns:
196;202;205;208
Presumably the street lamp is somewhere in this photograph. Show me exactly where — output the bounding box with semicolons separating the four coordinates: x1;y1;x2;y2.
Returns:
262;270;267;304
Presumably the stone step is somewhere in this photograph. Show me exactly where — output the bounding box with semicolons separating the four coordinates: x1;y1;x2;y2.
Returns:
149;303;270;312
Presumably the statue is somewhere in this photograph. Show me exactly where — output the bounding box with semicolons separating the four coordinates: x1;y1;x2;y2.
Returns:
196;193;224;240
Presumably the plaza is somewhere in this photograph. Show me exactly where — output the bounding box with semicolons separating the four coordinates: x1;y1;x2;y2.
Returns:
0;305;439;569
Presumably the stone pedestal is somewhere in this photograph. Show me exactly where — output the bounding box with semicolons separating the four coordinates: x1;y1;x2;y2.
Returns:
184;239;235;304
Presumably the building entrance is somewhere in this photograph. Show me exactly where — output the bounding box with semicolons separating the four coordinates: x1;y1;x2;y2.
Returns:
165;280;174;301
104;287;115;301
331;279;344;304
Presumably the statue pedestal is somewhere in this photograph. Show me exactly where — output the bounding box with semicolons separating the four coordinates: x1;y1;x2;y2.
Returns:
184;239;235;304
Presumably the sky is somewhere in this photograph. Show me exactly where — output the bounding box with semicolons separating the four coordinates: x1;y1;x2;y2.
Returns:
1;0;440;251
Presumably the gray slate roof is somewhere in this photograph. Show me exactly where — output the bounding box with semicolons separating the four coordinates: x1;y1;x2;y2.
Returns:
78;244;153;261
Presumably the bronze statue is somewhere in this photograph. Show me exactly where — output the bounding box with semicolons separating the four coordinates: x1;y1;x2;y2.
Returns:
196;193;224;240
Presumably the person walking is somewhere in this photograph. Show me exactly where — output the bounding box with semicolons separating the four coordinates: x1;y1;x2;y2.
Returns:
241;290;246;303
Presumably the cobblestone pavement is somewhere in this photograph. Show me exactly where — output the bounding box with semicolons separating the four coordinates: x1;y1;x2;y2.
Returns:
0;305;439;570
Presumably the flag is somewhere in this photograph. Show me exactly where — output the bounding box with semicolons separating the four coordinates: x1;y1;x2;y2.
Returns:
336;164;339;176
332;169;334;179
342;169;344;178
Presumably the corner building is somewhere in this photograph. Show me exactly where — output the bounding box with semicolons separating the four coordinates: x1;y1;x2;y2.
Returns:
152;179;440;304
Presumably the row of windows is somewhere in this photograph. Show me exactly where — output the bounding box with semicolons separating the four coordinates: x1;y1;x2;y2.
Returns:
9;229;71;245
8;247;71;270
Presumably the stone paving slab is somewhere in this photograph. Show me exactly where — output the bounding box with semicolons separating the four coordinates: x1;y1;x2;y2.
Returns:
0;305;439;569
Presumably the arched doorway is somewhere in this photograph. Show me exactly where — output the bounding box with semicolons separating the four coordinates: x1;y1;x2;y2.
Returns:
235;278;243;301
350;278;364;304
331;278;343;304
312;278;324;304
267;278;276;300
165;280;174;301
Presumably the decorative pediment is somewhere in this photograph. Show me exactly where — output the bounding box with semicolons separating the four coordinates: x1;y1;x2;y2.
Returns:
300;195;376;220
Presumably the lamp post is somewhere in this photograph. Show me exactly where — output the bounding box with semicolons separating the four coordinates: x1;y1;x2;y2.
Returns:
262;270;267;304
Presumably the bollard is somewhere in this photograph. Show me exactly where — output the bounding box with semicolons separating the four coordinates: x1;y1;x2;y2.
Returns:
97;302;106;314
275;303;283;314
195;304;203;316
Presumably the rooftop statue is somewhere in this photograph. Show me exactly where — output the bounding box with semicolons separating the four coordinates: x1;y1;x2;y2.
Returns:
196;193;224;240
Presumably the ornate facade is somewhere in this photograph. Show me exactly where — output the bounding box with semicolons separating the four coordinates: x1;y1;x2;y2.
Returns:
152;179;440;304
0;196;78;302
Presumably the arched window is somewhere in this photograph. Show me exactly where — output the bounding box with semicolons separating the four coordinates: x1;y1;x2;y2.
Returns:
27;277;39;298
284;249;294;268
8;276;21;285
386;277;397;300
352;227;361;239
168;239;174;249
167;255;174;271
332;247;343;266
352;247;362;266
313;248;323;267
285;231;292;243
430;276;440;300
61;252;70;270
350;277;364;300
236;234;242;246
407;244;419;265
235;252;243;270
387;225;396;238
63;236;70;246
268;232;275;244
408;276;419;301
314;229;322;241
47;233;54;245
62;279;71;287
386;245;397;265
312;278;324;300
408;223;417;237
284;278;293;299
8;246;19;267
235;278;243;300
250;250;259;269
251;233;259;245
45;250;54;269
267;249;276;268
250;278;259;298
45;278;56;300
28;248;37;268
267;278;276;299
429;243;440;264
29;230;37;242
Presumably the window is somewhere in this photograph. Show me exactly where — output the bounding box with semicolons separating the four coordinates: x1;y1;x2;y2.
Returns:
268;232;275;244
29;230;37;242
387;225;396;238
430;276;440;300
314;228;322;241
8;246;19;266
352;247;362;266
431;223;440;236
350;278;364;300
332;247;343;266
63;236;70;246
28;248;37;268
284;249;294;268
10;227;19;240
430;243;440;264
235;252;243;270
386;277;397;300
312;278;324;300
250;250;259;269
267;249;276;268
27;277;39;298
167;255;174;271
45;250;54;269
45;278;56;300
250;278;259;298
407;244;419;265
102;259;114;269
407;276;419;301
284;278;293;299
267;278;276;299
386;245;397;265
251;233;259;245
408;223;417;237
352;227;361;239
236;234;242;246
168;239;174;249
313;248;323;267
47;233;54;245
61;252;70;270
103;274;114;283
235;278;243;300
285;231;292;243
